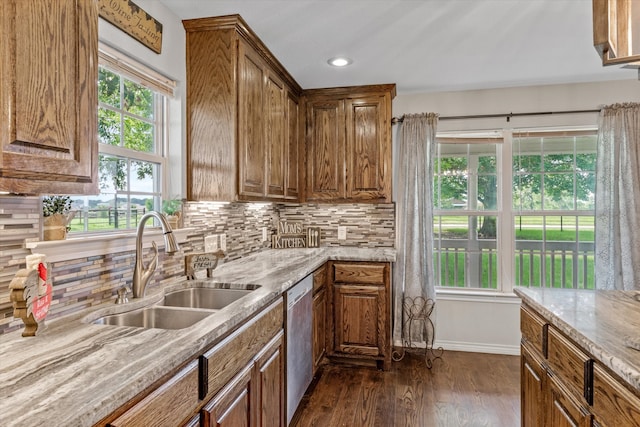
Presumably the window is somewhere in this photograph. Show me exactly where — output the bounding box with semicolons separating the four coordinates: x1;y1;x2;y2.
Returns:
68;49;174;233
433;130;597;292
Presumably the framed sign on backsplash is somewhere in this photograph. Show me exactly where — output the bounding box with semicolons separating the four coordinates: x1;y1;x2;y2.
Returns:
272;220;321;249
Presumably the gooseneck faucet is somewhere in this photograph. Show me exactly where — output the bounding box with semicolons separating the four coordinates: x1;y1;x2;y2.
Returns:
132;211;180;298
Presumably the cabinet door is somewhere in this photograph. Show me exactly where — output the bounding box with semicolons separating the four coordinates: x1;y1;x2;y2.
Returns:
201;364;253;427
254;332;285;427
546;374;592;427
333;284;385;357
285;91;300;200
312;288;326;374
305;99;345;201
0;0;98;194
238;41;265;198
264;72;286;198
344;95;391;202
521;344;545;427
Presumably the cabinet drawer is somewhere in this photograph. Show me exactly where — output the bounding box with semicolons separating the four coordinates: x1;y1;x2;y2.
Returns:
547;326;592;403
333;263;386;285
200;299;283;401
592;364;640;426
109;360;199;427
313;264;327;294
520;305;547;356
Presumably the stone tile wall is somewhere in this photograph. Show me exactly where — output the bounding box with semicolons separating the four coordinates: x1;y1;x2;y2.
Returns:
0;198;395;334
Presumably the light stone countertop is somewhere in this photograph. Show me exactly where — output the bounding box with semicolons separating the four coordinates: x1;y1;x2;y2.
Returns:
515;287;640;393
0;247;395;427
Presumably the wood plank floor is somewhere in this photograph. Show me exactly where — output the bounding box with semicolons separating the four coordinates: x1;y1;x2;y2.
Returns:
293;351;520;427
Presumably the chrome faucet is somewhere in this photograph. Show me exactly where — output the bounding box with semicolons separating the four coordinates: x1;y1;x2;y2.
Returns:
132;211;180;298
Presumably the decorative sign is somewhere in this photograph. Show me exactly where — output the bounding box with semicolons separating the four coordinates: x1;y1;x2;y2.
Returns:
9;263;52;337
272;221;321;249
185;251;225;280
98;0;163;54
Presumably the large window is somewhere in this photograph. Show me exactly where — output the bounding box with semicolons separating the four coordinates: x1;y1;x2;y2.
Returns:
433;130;596;291
68;53;171;233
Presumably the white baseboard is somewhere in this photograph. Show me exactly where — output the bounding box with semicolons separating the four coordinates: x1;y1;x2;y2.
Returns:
433;340;520;356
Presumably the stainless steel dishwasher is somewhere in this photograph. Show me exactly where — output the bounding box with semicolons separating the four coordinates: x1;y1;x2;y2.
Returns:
286;274;313;425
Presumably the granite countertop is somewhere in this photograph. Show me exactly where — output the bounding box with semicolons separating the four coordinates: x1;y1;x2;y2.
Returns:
515;287;640;393
0;247;395;427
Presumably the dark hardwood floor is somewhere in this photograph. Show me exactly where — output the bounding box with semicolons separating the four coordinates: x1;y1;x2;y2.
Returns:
293;351;520;427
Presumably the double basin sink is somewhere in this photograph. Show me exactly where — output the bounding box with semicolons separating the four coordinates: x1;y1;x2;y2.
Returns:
91;285;260;330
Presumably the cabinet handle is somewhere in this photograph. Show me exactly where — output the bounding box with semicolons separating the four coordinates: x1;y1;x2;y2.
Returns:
584;359;594;405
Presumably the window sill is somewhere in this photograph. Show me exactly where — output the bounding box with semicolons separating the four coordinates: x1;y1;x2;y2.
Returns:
435;288;522;304
26;228;194;263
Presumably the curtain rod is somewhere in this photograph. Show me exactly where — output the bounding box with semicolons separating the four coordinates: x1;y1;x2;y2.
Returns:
391;109;600;124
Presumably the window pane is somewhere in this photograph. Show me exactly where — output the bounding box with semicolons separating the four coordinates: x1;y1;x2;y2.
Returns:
544;153;573;172
513;174;542;210
514;215;543;287
123;116;154;153
477;174;497;211
98;154;127;192
98;67;120;108
543;173;574;210
576;172;595;210
130;160;158;193
98;108;120;146
439;175;468;209
124;79;153;119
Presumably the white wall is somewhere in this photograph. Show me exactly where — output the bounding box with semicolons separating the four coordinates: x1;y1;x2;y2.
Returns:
98;1;186;198
393;79;639;355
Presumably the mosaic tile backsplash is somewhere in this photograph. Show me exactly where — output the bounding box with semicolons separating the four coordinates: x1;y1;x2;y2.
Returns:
0;196;395;334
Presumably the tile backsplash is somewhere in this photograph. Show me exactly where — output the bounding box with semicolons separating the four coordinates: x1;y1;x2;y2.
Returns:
0;197;395;334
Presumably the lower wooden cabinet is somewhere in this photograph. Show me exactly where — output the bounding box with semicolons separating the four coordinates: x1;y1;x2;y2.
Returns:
520;303;640;427
327;261;391;370
201;363;253;427
547;374;592;427
201;332;285;427
103;299;284;427
521;344;545;427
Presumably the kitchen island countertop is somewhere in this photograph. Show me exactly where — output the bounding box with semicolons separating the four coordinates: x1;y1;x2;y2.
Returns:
515;287;640;394
0;247;395;427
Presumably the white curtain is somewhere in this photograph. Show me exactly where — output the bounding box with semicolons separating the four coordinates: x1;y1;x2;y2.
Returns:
393;113;438;345
595;102;640;290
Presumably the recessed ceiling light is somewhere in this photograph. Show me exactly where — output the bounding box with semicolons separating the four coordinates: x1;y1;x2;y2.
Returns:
327;57;353;67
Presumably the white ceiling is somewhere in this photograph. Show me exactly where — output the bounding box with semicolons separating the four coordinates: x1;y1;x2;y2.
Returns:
158;0;638;94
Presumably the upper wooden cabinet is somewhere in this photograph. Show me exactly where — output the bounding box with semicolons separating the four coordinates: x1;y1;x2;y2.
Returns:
304;85;395;203
183;15;303;201
0;0;99;195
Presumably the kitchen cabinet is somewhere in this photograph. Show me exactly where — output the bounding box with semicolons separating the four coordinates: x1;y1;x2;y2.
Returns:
304;85;395;202
0;0;98;195
519;303;640;427
312;264;327;375
201;332;284;427
327;261;391;370
102;299;284;427
183;15;302;202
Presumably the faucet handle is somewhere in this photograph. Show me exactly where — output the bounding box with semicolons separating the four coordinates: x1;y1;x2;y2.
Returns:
115;286;130;304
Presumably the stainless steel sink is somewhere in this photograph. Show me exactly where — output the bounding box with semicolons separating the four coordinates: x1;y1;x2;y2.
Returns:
92;306;213;329
162;287;254;310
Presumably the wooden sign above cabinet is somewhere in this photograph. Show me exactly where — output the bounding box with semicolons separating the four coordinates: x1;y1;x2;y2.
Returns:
98;0;163;54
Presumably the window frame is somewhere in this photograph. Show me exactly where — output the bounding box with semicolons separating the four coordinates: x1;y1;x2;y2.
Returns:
68;48;174;234
433;127;597;294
